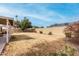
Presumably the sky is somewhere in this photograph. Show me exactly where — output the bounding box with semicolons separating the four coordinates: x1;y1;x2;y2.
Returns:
0;3;79;27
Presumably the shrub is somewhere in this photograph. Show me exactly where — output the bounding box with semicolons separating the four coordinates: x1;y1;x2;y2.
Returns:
58;45;76;56
48;32;52;35
15;17;32;31
63;45;76;56
48;45;76;56
39;31;43;34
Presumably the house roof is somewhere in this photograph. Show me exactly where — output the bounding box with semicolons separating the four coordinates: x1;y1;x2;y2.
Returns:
0;16;14;26
0;16;13;20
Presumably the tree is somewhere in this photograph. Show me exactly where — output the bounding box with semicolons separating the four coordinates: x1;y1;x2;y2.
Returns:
15;15;20;28
19;17;32;30
15;15;18;19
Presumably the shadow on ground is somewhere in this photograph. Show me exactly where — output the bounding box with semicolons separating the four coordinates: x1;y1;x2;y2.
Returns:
10;34;34;42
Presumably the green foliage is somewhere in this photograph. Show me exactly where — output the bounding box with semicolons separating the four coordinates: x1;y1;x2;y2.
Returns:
63;45;76;56
15;16;32;31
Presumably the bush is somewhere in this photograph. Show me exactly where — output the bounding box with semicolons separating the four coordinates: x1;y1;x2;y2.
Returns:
58;45;76;56
48;32;52;35
15;17;32;31
48;45;76;56
63;45;76;56
39;31;43;34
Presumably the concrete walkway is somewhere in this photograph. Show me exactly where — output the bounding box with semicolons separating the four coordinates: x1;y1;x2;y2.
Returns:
0;35;6;54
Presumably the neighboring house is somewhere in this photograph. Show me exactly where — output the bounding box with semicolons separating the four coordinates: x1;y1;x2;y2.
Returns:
0;16;14;43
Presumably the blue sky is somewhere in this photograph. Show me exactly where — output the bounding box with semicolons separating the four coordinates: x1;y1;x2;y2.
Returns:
0;3;79;27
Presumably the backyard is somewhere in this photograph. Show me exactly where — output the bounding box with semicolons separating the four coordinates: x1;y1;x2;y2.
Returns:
1;26;78;56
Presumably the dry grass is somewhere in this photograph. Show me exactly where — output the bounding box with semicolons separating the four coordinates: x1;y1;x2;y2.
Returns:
26;39;65;56
36;26;66;36
1;26;78;56
2;35;65;56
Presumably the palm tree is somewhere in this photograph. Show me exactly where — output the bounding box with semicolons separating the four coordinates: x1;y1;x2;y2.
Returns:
15;15;18;20
15;15;20;28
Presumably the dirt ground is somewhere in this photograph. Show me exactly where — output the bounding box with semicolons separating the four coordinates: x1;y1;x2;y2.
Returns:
2;26;77;56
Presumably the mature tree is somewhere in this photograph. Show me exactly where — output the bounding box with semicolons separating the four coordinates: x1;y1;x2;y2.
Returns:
14;16;32;30
19;17;32;30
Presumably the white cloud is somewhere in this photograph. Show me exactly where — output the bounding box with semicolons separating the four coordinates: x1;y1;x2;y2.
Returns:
0;4;66;23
